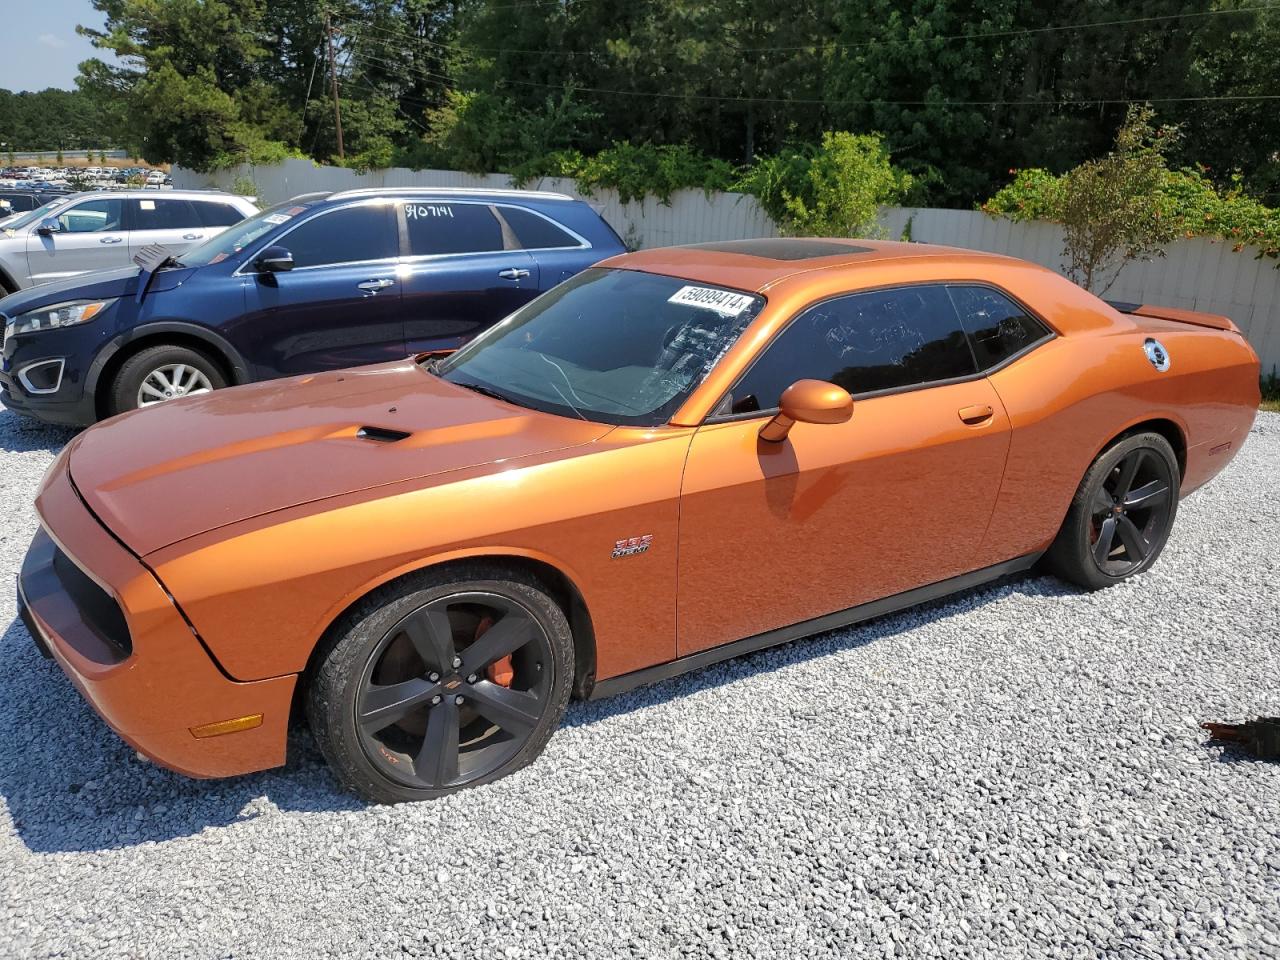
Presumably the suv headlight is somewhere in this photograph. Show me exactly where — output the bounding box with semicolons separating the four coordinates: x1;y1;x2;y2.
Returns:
8;299;116;337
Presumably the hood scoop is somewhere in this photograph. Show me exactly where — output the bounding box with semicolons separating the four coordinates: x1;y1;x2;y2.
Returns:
356;425;411;443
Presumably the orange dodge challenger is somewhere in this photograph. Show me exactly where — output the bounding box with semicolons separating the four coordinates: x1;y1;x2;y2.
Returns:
19;239;1259;802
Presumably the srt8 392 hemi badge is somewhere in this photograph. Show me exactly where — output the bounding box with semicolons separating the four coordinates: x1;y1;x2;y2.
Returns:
612;535;653;559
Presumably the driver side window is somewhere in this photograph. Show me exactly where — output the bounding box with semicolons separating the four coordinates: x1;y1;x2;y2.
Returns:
727;284;977;414
55;198;124;234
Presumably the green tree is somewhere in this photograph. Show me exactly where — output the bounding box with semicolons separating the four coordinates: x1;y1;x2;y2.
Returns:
78;0;295;170
986;105;1181;292
741;131;910;237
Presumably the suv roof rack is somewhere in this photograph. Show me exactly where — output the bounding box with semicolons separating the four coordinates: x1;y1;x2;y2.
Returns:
327;186;576;202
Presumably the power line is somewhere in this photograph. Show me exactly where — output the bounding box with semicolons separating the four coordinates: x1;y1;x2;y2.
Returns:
352;45;1280;110
338;2;1279;59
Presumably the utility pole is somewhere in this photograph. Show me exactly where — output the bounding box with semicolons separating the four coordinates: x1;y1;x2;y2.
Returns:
324;11;345;162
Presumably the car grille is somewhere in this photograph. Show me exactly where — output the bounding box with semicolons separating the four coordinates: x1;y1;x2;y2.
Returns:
51;545;133;660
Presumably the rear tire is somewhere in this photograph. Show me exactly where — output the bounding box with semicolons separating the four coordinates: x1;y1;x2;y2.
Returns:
107;343;227;417
307;564;574;804
1045;432;1180;590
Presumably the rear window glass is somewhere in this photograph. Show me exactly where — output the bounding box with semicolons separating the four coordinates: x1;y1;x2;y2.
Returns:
948;286;1050;371
131;198;201;230
403;202;503;256
194;202;245;227
499;206;580;249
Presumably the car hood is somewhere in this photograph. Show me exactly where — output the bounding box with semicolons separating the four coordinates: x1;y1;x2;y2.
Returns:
68;360;612;556
0;264;195;316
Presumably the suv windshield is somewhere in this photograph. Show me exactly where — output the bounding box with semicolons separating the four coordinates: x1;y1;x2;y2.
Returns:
180;199;316;267
437;268;765;426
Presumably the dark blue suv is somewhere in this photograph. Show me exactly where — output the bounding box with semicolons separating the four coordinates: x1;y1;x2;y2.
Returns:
0;187;625;425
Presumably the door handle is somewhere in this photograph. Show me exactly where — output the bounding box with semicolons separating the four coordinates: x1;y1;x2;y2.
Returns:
958;404;994;425
358;278;395;295
497;268;530;280
99;236;123;244
182;232;203;240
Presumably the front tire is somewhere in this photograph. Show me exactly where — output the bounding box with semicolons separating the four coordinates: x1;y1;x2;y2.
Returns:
307;565;574;804
107;343;227;417
1045;432;1180;590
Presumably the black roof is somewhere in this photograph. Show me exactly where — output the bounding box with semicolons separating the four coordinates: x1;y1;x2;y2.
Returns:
683;238;874;261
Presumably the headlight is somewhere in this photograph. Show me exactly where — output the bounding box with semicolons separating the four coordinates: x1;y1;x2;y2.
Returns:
9;299;116;337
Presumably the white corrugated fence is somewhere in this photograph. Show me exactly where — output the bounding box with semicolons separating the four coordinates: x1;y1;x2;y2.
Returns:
177;159;1280;374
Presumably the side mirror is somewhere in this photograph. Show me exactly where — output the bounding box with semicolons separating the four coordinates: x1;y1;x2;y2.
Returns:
36;218;60;236
759;379;853;442
254;245;294;273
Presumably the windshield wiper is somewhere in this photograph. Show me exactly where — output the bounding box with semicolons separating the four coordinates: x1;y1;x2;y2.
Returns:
455;380;524;408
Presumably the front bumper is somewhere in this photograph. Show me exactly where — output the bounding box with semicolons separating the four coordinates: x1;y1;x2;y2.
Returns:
1;319;102;426
18;452;296;778
0;372;96;426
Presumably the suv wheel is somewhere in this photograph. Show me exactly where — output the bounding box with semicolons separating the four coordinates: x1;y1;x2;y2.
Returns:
108;344;227;416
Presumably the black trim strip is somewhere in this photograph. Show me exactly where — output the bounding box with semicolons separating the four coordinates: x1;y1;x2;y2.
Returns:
1105;299;1142;315
587;552;1041;700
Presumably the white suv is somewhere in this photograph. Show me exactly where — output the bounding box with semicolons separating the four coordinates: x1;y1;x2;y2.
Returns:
0;189;258;292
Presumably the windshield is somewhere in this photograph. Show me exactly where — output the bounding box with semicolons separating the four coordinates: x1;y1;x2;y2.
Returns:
180;199;316;267
1;195;76;233
437;268;765;426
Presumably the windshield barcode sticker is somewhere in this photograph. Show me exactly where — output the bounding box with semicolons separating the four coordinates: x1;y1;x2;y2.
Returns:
668;285;755;317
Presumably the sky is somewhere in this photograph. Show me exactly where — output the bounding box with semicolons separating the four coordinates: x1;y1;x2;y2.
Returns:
0;0;120;92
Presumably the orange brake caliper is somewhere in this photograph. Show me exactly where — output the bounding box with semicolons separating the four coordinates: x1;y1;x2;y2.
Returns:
474;615;514;687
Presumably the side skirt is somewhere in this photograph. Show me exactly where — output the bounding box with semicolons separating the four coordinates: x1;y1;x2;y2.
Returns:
587;553;1042;700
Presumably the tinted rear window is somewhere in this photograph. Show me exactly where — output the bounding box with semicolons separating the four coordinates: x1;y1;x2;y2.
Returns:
130;198;202;230
499;206;580;249
194;201;246;227
403;201;503;256
948;285;1051;370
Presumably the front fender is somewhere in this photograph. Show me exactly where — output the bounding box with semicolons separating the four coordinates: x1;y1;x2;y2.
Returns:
85;321;254;398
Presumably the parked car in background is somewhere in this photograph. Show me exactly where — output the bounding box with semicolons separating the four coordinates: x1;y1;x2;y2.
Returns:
0;189;257;293
14;239;1259;802
0;187;71;225
1;187;625;424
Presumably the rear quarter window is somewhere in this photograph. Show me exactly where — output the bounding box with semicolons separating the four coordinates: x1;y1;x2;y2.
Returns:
498;206;582;249
947;285;1051;371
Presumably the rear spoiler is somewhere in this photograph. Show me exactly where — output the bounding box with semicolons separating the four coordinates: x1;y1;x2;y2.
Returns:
1105;300;1239;333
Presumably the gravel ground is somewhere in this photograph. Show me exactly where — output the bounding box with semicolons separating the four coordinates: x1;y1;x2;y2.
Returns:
0;408;1277;960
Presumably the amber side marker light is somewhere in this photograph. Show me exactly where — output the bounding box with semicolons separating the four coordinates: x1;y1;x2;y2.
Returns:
190;714;264;739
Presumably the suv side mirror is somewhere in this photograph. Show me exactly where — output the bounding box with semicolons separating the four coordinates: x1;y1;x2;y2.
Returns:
36;218;60;236
254;245;294;273
759;379;853;442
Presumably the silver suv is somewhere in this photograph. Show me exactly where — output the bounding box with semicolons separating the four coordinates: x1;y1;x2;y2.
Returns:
0;189;259;292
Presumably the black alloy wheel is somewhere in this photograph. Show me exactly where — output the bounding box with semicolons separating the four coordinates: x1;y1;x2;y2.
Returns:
1087;447;1175;577
1045;431;1181;590
308;566;574;803
355;592;553;790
